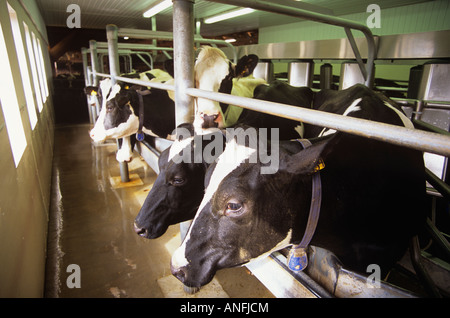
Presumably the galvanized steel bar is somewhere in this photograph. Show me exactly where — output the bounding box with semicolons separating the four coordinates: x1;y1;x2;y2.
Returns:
172;0;195;127
106;24;130;183
106;25;120;85
115;76;175;92
117;28;237;63
88;40;100;86
185;87;450;157
207;0;376;86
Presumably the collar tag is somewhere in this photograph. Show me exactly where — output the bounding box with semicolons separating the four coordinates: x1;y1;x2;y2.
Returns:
288;248;308;272
136;132;145;141
314;158;325;172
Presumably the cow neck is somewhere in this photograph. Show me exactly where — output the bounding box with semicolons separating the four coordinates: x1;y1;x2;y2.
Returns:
135;89;151;141
287;138;324;273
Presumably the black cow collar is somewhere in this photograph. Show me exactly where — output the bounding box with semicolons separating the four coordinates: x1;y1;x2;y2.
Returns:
287;139;325;272
135;89;151;141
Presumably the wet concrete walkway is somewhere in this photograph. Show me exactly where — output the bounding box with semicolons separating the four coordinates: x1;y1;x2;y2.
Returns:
44;124;273;298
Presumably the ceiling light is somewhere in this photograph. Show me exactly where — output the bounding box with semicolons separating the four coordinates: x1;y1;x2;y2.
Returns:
204;8;255;24
224;38;236;43
143;0;172;18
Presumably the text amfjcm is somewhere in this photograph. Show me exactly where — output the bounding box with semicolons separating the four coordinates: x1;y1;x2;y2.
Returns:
180;302;269;315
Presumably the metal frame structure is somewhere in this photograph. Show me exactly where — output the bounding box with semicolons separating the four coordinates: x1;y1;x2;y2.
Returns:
83;0;450;297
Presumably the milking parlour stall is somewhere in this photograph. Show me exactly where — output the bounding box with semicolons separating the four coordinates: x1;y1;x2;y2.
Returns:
1;0;449;310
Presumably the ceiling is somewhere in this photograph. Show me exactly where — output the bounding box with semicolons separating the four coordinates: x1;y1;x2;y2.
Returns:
36;0;430;37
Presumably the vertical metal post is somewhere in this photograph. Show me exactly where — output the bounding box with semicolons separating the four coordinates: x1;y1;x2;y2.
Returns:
89;40;100;87
173;2;196;292
173;0;195;127
107;24;130;183
82;47;95;124
320;63;333;90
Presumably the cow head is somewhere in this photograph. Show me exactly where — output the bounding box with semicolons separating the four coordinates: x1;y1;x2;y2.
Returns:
170;127;333;288
89;80;141;143
194;46;259;130
134;124;226;239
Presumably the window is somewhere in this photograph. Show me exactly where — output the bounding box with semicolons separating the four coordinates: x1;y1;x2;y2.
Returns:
0;22;27;167
32;32;48;104
8;3;38;129
23;22;43;112
37;38;49;99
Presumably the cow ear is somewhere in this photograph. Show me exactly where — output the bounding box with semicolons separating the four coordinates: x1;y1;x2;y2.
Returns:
235;54;259;78
115;92;130;107
84;86;99;96
280;135;338;175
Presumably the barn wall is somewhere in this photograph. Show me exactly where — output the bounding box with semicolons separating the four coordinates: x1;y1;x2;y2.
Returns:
260;0;450;82
0;0;54;297
259;0;450;43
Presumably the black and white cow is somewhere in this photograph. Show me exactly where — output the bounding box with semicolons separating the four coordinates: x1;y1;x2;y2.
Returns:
194;46;266;130
134;124;226;239
194;46;333;140
171;84;427;288
132;84;412;241
87;69;175;162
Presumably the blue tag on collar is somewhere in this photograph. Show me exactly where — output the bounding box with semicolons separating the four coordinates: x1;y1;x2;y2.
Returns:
136;132;145;141
288;248;308;272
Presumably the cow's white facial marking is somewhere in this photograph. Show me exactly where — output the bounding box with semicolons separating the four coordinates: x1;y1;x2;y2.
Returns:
171;137;256;269
90;81;125;142
194;47;231;129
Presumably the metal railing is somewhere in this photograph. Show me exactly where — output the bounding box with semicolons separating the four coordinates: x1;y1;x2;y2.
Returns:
208;0;377;87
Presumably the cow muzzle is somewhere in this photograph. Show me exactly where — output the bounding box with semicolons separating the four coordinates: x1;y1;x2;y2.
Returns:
89;127;107;142
133;222;166;239
201;113;221;129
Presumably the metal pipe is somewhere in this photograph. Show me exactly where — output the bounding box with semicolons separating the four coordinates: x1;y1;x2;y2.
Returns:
207;0;376;86
136;53;153;69
115;76;175;91
425;168;450;200
172;0;199;294
96;42;174;52
106;25;120;85
185;87;450;157
409;236;441;297
107;24;130;183
117;27;237;63
172;0;195;127
89;40;100;86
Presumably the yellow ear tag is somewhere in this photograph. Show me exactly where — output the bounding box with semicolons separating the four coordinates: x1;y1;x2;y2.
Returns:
90;90;97;96
313;159;325;172
124;85;129;89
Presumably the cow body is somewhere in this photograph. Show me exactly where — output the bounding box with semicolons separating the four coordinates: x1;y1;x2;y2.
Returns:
171;85;427;288
88;69;175;162
194;46;266;130
248;80;314;139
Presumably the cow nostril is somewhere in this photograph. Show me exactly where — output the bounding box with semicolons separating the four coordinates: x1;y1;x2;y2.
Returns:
134;222;148;237
171;266;187;283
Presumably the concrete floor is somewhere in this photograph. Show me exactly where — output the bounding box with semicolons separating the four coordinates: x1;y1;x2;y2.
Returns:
44;124;274;298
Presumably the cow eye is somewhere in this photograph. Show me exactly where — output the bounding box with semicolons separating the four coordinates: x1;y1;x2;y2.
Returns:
224;200;243;217
170;177;185;186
